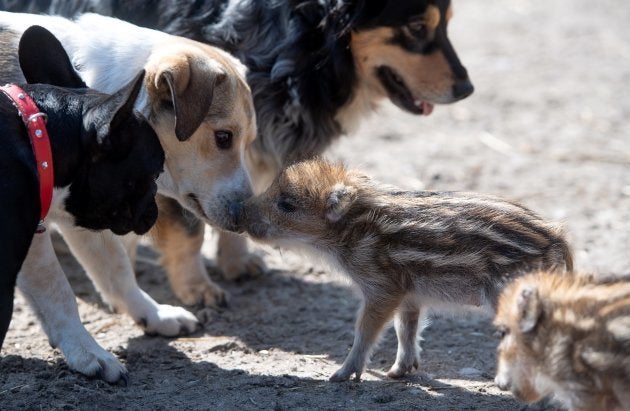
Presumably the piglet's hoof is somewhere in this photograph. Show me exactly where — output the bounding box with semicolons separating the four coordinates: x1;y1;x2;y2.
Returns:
329;367;361;382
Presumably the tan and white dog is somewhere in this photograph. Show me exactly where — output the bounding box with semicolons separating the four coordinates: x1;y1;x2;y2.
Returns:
0;12;257;383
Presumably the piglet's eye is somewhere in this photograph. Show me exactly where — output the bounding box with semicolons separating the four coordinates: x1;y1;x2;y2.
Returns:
215;130;233;149
277;199;297;213
497;327;509;339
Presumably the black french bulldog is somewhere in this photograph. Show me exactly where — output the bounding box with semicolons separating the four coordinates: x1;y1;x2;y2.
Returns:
0;26;164;349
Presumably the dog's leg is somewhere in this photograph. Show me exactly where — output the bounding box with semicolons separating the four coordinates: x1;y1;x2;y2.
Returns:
56;222;200;336
150;196;227;307
330;293;402;382
0;283;13;350
387;301;427;378
217;231;266;281
152;197;264;301
120;233;141;267
17;231;128;383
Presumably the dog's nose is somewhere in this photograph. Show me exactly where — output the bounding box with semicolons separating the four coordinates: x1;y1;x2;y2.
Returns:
452;78;474;100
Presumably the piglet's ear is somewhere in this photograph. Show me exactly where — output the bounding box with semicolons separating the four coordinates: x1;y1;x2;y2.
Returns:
516;284;541;334
325;183;357;222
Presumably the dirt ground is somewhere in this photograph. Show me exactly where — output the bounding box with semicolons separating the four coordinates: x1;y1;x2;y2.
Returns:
2;0;629;409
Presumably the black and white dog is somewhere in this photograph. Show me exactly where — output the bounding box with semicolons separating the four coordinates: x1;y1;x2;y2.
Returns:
0;26;164;350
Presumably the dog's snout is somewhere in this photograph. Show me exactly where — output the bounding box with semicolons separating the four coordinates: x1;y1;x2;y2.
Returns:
228;201;243;227
452;78;474;100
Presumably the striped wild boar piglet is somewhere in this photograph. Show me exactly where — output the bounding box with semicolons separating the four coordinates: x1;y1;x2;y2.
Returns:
238;159;573;381
494;271;630;411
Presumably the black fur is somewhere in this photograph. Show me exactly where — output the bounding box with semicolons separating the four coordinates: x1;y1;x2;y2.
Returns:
0;26;164;349
0;1;472;290
0;0;472;167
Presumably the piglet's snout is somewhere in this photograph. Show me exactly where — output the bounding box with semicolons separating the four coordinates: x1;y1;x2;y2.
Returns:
494;373;509;391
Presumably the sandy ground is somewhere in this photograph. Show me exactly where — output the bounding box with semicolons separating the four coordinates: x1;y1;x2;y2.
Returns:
2;0;629;409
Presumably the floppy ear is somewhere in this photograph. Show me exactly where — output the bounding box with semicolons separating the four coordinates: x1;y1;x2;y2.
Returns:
153;54;226;141
516;284;541;334
18;25;87;88
325;183;357;222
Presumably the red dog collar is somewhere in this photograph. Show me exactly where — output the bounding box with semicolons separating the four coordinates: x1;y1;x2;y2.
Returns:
1;84;54;233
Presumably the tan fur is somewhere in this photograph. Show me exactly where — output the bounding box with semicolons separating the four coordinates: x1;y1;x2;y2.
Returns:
424;5;441;30
337;4;465;134
145;39;256;193
240;159;572;382
351;28;455;105
151;196;226;307
140;38;257;305
495;271;630;411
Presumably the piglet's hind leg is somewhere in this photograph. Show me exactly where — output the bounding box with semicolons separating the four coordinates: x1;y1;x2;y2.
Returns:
387;301;427;378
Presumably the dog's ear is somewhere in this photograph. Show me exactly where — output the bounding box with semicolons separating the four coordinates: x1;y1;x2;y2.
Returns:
357;1;431;27
18;25;87;88
150;54;226;141
90;70;145;150
325;183;357;222
108;70;145;132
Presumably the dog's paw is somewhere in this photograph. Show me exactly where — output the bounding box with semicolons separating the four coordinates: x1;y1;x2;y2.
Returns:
168;268;228;308
175;280;229;308
217;231;267;281
59;337;128;384
386;356;419;379
137;304;201;337
218;252;267;281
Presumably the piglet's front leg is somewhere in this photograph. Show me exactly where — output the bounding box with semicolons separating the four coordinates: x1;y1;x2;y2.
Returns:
330;295;401;382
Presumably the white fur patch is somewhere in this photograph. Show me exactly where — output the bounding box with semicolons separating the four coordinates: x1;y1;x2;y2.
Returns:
606;316;630;340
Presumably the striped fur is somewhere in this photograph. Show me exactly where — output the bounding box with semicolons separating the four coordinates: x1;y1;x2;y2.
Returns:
495;271;630;411
240;159;573;381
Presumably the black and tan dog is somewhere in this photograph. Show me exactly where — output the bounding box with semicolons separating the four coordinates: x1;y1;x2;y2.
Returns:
1;0;475;298
0;26;163;350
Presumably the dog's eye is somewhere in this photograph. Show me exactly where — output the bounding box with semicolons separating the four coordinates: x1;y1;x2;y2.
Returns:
215;130;233;149
277;199;297;213
408;20;426;35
